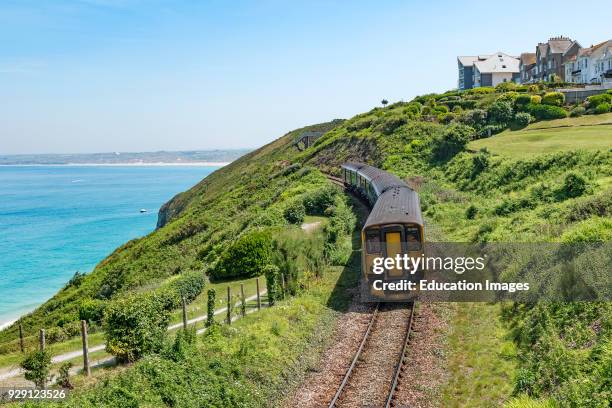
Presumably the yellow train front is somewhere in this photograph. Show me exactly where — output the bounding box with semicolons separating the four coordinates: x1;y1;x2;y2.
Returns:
340;163;424;301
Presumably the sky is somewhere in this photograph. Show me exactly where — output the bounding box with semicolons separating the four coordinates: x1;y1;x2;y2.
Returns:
0;0;610;155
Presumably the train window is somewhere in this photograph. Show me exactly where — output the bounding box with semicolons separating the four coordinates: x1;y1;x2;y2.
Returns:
405;226;421;251
365;230;381;253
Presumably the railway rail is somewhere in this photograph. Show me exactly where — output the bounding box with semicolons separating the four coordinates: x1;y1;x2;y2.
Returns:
328;302;416;408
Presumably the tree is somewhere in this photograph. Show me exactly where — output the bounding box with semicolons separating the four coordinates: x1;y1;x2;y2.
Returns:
381;99;388;107
104;292;169;363
21;350;51;388
212;230;272;280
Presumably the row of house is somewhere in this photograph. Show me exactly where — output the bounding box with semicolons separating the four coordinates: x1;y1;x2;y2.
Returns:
458;36;612;90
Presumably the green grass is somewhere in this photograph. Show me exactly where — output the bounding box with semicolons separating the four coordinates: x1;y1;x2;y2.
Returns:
469;124;612;157
525;112;612;129
440;303;517;407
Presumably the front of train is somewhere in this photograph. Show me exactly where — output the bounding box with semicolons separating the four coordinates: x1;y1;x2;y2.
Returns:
361;186;425;302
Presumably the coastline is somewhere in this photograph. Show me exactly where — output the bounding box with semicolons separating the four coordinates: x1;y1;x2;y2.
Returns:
0;162;230;167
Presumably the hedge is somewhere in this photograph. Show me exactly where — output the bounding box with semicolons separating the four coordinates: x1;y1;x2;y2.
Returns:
526;103;568;120
104;292;170;362
542;92;565;106
211;230;272;280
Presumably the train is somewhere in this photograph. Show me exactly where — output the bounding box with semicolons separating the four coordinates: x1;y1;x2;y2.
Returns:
340;163;424;300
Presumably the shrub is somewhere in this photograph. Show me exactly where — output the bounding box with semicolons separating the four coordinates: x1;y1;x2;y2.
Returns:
496;82;518;92
263;264;282;305
469;86;495;94
206;289;216;327
438;112;456;124
303;185;338;215
104;292;170;363
556;172;587;200
56;362;73;389
465;205;478;219
586;93;612;108
514;94;532;108
213;230;272;280
431;124;474;161
513;112;532;128
594;102;610;114
530;95;542;104
460;109;487;128
21;350;52;387
570;106;586;117
79;299;106;325
487;101;514;125
497;91;519;102
526;104;568;120
541;92;565;106
166;270;206;306
375;114;408;134
283;200;306;224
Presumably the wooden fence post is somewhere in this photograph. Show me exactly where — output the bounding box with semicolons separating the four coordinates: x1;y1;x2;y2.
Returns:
256;278;261;311
181;296;188;330
81;320;90;376
226;286;231;325
18;323;24;353
281;273;286;297
240;284;246;317
39;329;45;351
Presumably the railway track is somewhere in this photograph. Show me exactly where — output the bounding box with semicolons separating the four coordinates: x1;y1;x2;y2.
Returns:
328;302;416;408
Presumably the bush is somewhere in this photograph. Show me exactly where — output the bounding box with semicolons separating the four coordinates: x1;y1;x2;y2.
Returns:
303;185;338;215
541;92;565;106
283;201;306;224
570;106;586;117
56;362;73;389
21;350;52;387
78;298;107;325
497;91;519;102
166;270;206;306
213;230;272;280
460;109;487;128
586;93;612;109
206;289;216;327
438;112;456;124
263;264;282;305
104;292;170;363
556;172;587;200
468;86;495;94
514;94;532;108
431;124;474;161
465;205;478;219
513;112;532;128
487;101;514;125
594;102;610;114
526;104;568;120
530;95;542;104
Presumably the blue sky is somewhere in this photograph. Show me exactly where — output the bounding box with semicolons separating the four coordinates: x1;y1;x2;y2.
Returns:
1;0;610;154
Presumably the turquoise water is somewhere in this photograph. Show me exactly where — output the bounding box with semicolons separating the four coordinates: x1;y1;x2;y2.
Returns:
0;165;219;327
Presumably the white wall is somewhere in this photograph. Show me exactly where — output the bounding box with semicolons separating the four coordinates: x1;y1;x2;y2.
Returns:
491;72;515;87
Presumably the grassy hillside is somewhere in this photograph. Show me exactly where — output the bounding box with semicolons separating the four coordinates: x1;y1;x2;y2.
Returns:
6;82;612;407
470;113;612;157
0;120;343;346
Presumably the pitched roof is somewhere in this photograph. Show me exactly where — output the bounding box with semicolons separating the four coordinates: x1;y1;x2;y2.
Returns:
578;40;612;58
457;55;492;66
520;52;536;66
548;37;573;54
474;52;520;73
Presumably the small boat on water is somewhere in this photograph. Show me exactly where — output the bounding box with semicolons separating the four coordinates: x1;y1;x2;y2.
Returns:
140;209;147;213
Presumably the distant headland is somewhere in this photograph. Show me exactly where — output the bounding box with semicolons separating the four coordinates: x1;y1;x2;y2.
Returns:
0;149;251;166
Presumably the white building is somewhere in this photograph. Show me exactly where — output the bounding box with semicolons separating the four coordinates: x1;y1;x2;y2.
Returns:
565;40;612;85
472;52;520;87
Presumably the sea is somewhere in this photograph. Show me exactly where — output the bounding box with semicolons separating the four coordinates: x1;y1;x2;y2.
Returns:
0;165;221;329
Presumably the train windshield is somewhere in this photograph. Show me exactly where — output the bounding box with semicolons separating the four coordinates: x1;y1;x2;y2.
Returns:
365;229;381;253
405;226;421;251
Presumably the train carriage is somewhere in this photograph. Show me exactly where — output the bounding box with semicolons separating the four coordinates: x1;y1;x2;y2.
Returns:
340;162;425;300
